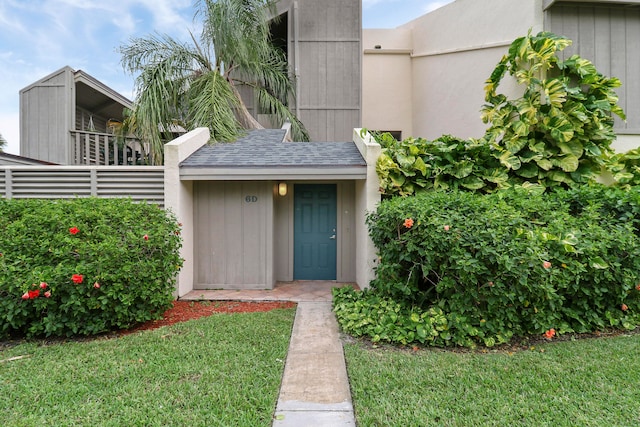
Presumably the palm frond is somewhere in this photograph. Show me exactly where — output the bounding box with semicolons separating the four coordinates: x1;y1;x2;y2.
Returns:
255;86;310;141
188;71;244;142
120;0;308;162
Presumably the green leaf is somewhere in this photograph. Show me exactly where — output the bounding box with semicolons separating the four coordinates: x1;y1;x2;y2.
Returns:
515;162;539;178
499;152;522;170
561;233;579;246
511;120;530;138
546;170;573;184
460;176;486;190
389;172;406;187
482;168;509;184
589;257;609;270
557;140;584;158
547;117;574;143
414;157;428;176
553;154;579;172
451;161;474;179
396;152;416;169
543;79;567;108
504;135;528;153
417;325;427;339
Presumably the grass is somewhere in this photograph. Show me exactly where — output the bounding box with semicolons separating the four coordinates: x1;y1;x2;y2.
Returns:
0;308;296;427
344;333;640;427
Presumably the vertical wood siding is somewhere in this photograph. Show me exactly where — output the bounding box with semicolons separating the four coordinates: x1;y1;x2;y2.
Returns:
20;69;72;164
294;0;362;141
194;181;274;289
546;4;640;132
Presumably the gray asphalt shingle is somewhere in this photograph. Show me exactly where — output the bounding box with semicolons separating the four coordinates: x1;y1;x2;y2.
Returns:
180;129;366;168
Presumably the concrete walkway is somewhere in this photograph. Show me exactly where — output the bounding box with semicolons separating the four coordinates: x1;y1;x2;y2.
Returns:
181;282;357;426
272;301;356;426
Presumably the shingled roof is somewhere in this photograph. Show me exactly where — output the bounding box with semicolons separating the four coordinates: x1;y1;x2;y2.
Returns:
180;129;367;180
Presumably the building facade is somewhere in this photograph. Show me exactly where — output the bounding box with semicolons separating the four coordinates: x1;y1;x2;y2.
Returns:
363;0;640;151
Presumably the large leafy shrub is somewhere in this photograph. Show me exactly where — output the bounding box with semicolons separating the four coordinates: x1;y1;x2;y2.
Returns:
376;31;626;197
0;198;183;338
376;134;506;195
335;186;640;348
610;147;640;189
483;31;625;188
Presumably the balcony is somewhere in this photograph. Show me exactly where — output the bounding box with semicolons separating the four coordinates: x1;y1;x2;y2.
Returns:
69;130;149;165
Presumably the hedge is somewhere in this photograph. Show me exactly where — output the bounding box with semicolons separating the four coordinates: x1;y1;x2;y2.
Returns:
0;198;182;338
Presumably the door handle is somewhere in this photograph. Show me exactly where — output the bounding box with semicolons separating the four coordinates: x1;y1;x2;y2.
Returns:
329;234;336;240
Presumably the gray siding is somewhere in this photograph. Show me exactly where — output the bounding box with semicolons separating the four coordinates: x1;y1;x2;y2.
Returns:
295;0;361;141
269;0;361;142
336;181;356;282
20;68;73;164
0;166;164;204
194;181;275;289
546;4;640;132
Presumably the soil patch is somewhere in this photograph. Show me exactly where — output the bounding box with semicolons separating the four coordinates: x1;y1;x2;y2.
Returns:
0;300;297;349
121;300;297;335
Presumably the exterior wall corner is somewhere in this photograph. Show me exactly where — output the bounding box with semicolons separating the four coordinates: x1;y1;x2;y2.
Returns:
164;127;210;297
353;128;381;289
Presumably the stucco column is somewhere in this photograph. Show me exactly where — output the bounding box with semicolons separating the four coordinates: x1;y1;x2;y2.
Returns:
164;127;210;297
352;129;382;289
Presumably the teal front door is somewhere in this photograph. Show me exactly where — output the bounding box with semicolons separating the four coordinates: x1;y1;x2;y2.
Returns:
294;184;337;280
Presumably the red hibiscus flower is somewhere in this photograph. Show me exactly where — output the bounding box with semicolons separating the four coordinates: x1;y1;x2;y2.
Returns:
21;292;29;300
44;291;52;298
622;304;629;311
403;218;414;229
542;261;552;269
28;290;40;299
39;282;47;289
93;282;100;289
143;234;149;241
544;328;556;339
69;227;79;235
71;274;84;284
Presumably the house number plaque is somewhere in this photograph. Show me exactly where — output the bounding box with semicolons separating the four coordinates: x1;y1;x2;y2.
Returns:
245;196;258;203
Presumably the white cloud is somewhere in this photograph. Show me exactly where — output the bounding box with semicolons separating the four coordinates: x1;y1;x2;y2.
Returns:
0;112;20;155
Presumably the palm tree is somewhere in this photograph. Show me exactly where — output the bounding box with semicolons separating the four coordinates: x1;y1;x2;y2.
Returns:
120;0;309;164
0;133;7;152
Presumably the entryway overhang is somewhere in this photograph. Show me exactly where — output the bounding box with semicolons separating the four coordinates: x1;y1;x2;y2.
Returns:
178;129;367;180
165;127;382;298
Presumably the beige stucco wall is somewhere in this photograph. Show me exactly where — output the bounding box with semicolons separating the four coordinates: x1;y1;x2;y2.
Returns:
353;129;381;289
164;127;210;297
362;29;413;139
612;135;640;153
363;0;544;140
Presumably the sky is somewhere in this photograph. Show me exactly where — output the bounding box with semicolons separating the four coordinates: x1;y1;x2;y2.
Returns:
0;0;454;155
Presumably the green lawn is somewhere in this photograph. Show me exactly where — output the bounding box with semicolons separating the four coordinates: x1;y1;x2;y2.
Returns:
0;308;296;427
344;333;640;427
